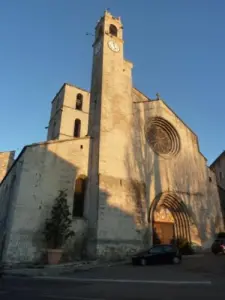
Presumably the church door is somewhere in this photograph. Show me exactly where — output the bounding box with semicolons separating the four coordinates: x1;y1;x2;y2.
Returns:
153;222;174;244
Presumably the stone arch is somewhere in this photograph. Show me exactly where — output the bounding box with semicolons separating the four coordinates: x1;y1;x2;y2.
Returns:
73;175;87;218
76;93;83;110
145;117;181;158
74;119;81;137
149;192;195;244
109;24;118;37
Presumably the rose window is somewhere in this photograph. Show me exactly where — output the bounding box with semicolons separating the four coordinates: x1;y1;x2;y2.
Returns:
146;117;180;157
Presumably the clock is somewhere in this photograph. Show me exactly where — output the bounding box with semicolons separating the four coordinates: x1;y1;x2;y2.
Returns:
108;40;120;52
94;41;102;55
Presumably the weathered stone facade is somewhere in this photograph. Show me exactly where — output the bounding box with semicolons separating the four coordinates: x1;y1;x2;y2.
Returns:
0;138;89;263
0;151;15;183
0;11;224;263
210;151;225;189
210;151;225;223
47;84;90;141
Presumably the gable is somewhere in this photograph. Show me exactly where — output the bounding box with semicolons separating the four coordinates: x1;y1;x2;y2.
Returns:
132;94;207;162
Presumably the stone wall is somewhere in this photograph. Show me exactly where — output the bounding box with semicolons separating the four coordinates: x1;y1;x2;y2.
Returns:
216;184;225;226
210;152;225;190
96;174;148;260
47;84;90;141
0;151;15;183
47;85;65;140
59;84;90;139
129;98;224;248
0;152;23;261
94;93;224;259
1;137;90;263
85;11;223;259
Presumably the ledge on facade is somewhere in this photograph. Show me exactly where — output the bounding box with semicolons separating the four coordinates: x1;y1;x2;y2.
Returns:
30;136;91;148
72;216;87;221
0;150;15;155
0;136;91;187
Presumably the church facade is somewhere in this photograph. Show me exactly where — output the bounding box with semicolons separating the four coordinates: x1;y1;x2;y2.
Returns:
0;11;224;263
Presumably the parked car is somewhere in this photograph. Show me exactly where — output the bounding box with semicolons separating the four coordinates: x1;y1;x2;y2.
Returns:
132;244;182;266
211;238;225;255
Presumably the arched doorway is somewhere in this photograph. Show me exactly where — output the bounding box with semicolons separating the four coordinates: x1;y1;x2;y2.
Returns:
150;193;191;245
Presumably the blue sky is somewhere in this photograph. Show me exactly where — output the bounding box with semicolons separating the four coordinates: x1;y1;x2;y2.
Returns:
0;0;224;164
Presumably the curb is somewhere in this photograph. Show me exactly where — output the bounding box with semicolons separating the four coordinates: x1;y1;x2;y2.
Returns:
3;259;130;278
3;255;204;278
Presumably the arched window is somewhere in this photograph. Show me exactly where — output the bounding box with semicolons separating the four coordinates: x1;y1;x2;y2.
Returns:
76;93;83;110
73;175;87;217
74;119;81;137
109;24;118;37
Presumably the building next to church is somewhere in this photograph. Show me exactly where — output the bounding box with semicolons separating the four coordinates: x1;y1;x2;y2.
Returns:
0;11;224;263
210;151;225;190
210;151;225;223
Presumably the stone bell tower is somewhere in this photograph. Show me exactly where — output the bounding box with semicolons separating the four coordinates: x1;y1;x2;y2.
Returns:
86;11;133;257
88;10;133;175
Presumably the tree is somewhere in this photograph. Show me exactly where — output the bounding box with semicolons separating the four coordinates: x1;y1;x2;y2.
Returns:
43;190;74;249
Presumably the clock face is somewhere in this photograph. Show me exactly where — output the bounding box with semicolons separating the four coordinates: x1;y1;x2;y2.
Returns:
94;41;102;55
108;40;120;52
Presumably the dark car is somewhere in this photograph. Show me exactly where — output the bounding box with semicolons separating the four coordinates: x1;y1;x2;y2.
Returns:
211;239;225;255
132;244;182;266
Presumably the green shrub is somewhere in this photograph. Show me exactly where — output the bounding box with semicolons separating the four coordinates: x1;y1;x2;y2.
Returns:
171;238;194;255
43;190;74;249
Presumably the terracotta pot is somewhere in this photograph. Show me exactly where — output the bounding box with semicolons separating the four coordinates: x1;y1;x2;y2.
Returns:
47;249;63;265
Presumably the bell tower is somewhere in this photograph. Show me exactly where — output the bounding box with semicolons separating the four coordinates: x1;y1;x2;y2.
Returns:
88;11;125;136
88;10;133;171
86;11;133;257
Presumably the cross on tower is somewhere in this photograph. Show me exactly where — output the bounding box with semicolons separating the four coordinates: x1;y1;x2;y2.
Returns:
156;93;161;100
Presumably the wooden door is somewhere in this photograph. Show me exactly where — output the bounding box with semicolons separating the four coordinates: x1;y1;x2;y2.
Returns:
154;222;174;244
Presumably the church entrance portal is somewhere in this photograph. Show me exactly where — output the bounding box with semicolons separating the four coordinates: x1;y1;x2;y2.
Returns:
150;193;191;245
153;207;175;244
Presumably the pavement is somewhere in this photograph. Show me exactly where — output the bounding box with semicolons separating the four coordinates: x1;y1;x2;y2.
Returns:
1;253;225;299
3;259;130;277
3;254;205;278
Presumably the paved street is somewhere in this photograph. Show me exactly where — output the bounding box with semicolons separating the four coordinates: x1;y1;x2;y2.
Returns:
1;254;225;299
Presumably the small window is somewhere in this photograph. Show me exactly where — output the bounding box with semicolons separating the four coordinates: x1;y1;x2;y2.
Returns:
76;94;83;110
109;24;118;37
209;176;212;182
74;119;81;137
220;172;223;181
73;176;87;217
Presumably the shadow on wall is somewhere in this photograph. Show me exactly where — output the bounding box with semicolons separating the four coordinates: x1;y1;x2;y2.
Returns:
121;99;223;252
0;140;104;264
217;185;225;228
121;102;163;250
168;157;206;247
170;155;225;248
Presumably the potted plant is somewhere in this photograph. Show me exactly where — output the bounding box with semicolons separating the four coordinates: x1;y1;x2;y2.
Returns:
43;190;74;264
